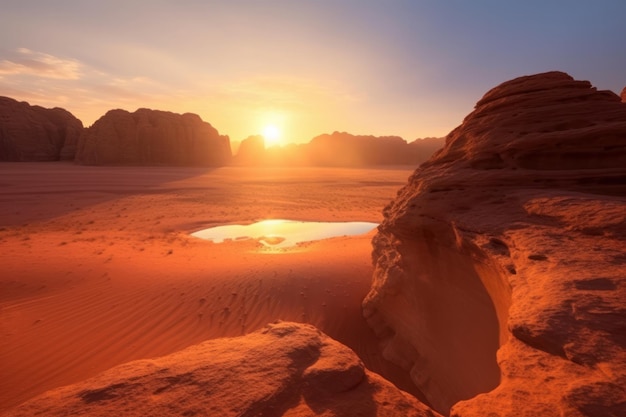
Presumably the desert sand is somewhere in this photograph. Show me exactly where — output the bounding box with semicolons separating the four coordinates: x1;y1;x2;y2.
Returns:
0;162;419;412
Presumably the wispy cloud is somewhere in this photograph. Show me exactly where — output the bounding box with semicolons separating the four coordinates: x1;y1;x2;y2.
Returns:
0;48;82;80
0;48;179;125
0;48;360;137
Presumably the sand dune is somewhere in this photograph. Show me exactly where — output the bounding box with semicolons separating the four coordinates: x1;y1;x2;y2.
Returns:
0;163;420;412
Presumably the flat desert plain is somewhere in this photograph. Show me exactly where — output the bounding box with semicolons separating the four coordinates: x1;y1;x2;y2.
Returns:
0;163;420;412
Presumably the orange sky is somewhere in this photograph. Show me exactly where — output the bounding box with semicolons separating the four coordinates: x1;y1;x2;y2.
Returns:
1;1;625;144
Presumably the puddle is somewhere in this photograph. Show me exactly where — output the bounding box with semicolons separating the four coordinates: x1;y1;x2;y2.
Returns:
191;219;378;248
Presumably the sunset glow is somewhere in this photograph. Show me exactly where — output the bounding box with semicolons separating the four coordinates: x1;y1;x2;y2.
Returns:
191;219;378;248
0;2;624;144
1;2;625;414
262;125;282;146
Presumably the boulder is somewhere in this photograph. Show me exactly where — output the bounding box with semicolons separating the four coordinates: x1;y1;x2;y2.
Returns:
363;71;626;416
75;108;231;166
6;322;440;417
0;96;83;161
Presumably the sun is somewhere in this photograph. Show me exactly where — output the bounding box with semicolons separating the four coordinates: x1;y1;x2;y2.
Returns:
262;124;282;146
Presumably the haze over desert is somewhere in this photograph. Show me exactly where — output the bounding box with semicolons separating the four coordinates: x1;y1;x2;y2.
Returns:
2;1;626;416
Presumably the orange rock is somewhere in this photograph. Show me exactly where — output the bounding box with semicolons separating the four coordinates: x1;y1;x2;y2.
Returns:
0;96;83;161
306;132;439;166
234;132;444;167
75;108;231;166
6;322;440;417
364;71;626;416
234;134;265;164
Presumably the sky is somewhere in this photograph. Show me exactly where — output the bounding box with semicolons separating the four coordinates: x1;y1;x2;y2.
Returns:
1;0;625;144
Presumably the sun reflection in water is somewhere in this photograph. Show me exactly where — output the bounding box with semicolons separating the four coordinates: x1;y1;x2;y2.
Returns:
191;219;378;249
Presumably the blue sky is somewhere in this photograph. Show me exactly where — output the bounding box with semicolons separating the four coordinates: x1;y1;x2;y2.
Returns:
1;0;624;143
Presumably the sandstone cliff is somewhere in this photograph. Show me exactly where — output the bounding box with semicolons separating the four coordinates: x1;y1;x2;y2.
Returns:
234;134;265;164
307;132;429;166
255;133;443;166
0;96;83;161
75;108;231;166
6;322;440;417
621;86;626;102
363;71;626;416
407;137;445;163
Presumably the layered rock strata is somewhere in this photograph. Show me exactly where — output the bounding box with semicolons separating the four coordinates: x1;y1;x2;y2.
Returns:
0;96;83;161
363;71;626;416
75;108;231;165
6;322;440;417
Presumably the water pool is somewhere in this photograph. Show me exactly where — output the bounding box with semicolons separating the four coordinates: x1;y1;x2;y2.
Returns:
191;219;378;248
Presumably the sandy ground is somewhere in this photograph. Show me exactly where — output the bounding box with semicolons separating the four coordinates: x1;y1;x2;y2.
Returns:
0;162;420;412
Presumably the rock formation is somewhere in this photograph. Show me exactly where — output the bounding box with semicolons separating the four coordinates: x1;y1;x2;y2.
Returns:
234;134;265;164
75;108;231;166
307;132;426;166
0;96;83;161
6;322;440;417
363;71;626;416
407;137;445;164
255;133;443;167
621;86;626;102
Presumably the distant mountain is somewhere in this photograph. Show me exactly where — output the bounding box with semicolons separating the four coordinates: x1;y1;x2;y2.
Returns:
0;96;83;161
307;132;411;166
233;135;265;165
0;95;445;167
234;132;444;167
75;108;231;166
407;137;447;164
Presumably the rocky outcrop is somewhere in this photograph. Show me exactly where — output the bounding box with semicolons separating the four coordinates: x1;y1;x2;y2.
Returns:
363;71;626;416
407;137;445;163
75;108;231;166
307;132;434;166
621;86;626;102
0;96;83;161
252;133;443;166
6;322;440;417
234;134;265;164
